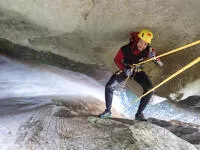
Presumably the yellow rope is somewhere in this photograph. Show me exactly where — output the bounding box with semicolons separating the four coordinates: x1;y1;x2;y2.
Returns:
138;40;200;65
126;56;200;108
121;65;137;88
121;40;200;88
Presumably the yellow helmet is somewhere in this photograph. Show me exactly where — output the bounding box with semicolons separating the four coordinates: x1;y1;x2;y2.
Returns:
138;29;153;44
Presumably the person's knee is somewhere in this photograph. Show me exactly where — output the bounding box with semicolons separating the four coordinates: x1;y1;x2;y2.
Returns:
105;84;114;93
106;82;112;89
148;91;153;97
143;83;153;93
141;91;153;104
148;81;153;89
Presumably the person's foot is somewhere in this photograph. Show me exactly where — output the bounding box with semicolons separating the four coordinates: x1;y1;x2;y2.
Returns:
98;111;111;119
135;113;147;121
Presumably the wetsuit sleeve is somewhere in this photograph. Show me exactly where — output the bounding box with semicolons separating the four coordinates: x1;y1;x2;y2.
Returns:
114;48;125;70
148;47;163;67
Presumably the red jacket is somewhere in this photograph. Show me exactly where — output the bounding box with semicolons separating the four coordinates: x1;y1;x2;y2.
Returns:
114;32;162;70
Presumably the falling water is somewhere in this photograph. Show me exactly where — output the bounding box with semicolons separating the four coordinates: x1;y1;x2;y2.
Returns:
0;55;200;124
0;55;105;99
0;55;105;115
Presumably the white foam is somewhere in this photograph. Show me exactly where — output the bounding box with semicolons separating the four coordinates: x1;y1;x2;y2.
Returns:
169;79;200;100
180;79;200;99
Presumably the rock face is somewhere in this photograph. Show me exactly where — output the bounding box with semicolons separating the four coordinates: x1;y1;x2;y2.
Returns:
0;0;199;98
1;96;197;150
149;118;200;145
129;121;197;150
177;96;200;110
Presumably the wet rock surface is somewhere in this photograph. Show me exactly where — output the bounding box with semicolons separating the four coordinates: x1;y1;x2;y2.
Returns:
177;96;200;110
2;101;196;149
0;96;198;150
148;117;200;145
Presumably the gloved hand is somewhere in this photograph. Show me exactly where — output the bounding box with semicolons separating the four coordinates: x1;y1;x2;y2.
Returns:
124;68;133;77
148;47;163;67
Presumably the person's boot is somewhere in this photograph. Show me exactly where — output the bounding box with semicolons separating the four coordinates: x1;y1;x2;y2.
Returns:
98;111;111;119
135;113;147;121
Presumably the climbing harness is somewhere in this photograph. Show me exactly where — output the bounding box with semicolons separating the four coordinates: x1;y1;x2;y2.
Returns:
120;40;200;108
115;65;144;88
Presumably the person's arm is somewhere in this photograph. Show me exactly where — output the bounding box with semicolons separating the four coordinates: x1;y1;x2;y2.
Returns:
114;48;125;70
114;48;134;77
148;47;163;67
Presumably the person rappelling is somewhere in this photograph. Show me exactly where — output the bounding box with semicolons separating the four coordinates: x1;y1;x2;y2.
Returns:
99;29;163;121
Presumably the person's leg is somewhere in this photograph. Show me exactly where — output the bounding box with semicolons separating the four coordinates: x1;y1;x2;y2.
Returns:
99;73;126;118
134;71;153;120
